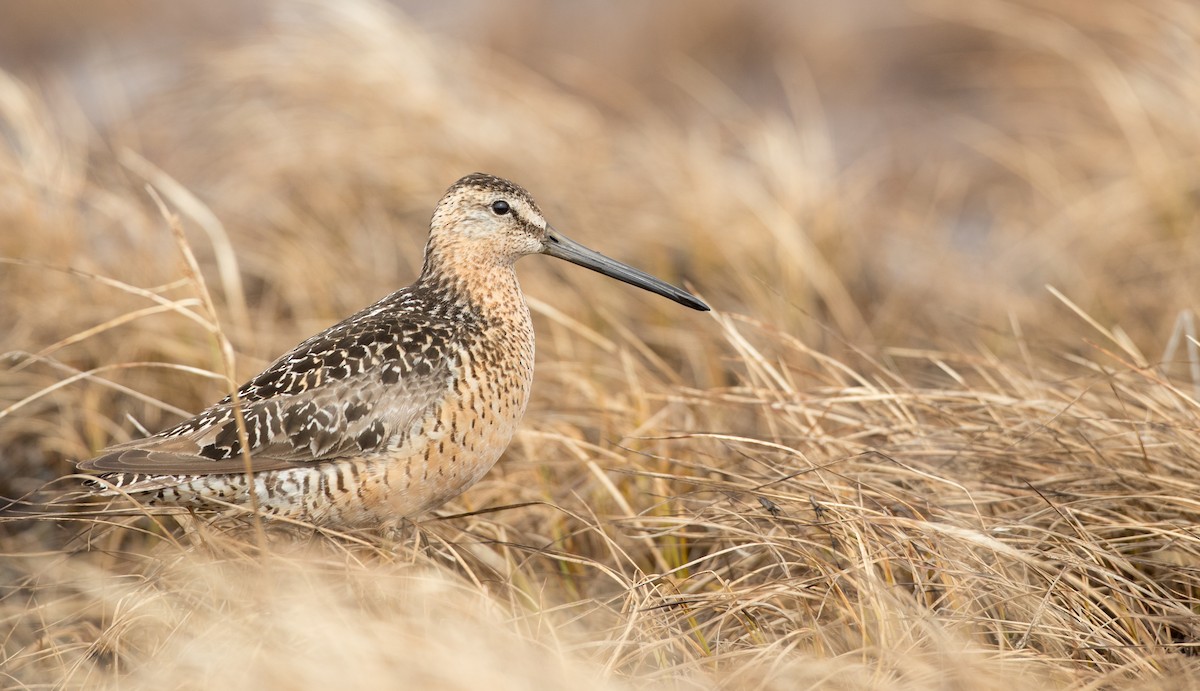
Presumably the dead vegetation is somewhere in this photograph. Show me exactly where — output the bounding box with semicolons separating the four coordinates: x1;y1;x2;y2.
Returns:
2;0;1200;688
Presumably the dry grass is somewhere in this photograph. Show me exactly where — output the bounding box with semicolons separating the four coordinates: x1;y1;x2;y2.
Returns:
3;0;1200;688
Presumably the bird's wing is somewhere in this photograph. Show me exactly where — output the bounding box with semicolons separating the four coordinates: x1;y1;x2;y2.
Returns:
78;294;463;477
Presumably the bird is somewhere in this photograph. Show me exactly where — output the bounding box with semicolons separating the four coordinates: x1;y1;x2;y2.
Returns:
75;173;709;528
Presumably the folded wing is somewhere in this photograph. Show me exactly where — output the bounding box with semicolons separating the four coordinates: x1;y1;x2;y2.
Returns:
78;292;459;477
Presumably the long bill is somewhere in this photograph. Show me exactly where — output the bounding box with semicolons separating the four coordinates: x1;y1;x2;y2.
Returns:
542;227;710;311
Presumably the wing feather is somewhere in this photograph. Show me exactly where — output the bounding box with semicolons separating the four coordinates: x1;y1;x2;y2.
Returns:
78;288;466;477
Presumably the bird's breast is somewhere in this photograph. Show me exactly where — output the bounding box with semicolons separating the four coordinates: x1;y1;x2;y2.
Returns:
375;303;536;517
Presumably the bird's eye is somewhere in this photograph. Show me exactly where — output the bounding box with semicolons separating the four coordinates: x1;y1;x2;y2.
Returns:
490;200;511;216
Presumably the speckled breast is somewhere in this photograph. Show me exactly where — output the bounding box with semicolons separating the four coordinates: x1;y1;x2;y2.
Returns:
368;308;536;519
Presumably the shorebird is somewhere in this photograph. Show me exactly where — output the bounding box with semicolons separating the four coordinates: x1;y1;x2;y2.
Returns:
76;173;708;527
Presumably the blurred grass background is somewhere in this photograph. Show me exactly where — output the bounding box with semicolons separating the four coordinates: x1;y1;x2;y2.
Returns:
2;0;1200;688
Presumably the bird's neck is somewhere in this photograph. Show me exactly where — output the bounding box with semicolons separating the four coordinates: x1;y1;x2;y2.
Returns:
417;244;527;324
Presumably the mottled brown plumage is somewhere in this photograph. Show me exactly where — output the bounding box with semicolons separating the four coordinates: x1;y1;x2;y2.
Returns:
76;173;708;527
